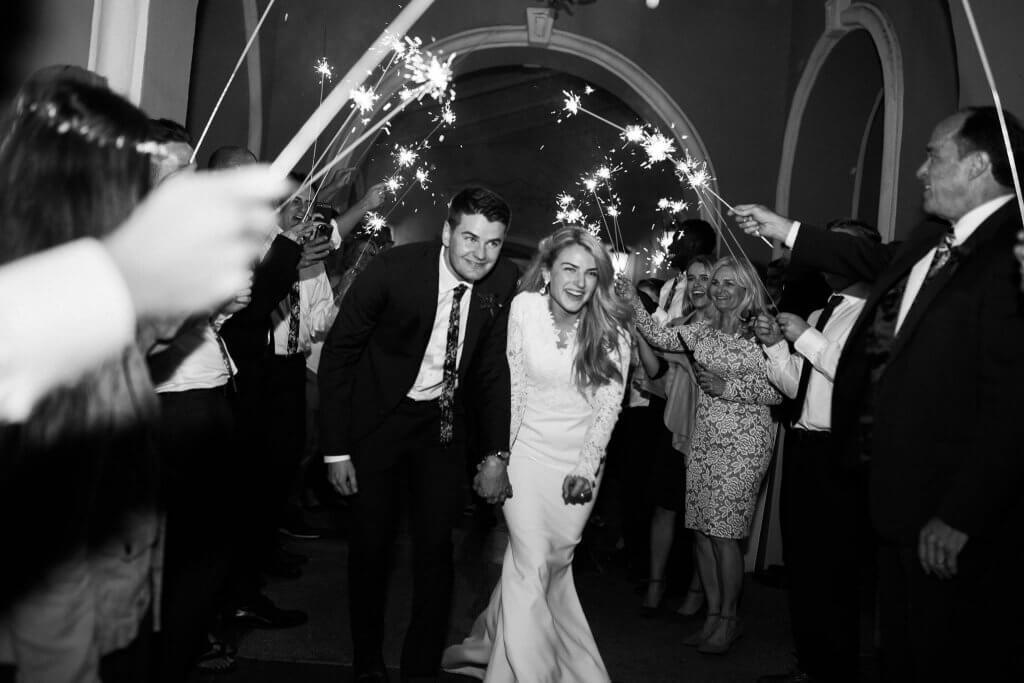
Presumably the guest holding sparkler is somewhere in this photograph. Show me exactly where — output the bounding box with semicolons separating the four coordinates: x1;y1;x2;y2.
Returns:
443;226;631;682
633;256;782;655
734;106;1024;682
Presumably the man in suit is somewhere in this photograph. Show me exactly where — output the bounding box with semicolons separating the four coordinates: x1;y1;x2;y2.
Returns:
319;186;518;682
733;106;1024;682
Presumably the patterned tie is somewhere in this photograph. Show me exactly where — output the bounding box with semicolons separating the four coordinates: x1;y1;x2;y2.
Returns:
787;294;843;426
439;284;468;446
664;276;680;311
922;228;957;286
286;281;300;355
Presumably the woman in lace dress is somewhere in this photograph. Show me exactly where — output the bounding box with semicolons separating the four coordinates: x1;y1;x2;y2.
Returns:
634;256;782;655
443;227;631;682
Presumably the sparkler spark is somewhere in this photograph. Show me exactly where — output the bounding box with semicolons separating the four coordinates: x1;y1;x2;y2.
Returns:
585;223;601;237
415;167;430;187
623;125;646;143
606;205;621;218
363;211;387;234
555;207;585;225
596;166;612;180
556;193;575;209
582;177;598;192
440;104;456;125
394;146;418;168
384;176;403;194
314;57;334;82
584;85;595;95
641;132;676;166
350;85;379;114
562;90;581;116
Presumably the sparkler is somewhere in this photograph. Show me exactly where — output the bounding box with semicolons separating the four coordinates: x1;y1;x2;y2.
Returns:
272;0;437;176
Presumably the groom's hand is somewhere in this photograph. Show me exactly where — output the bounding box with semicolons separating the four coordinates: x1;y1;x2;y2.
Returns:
474;457;512;504
328;460;358;495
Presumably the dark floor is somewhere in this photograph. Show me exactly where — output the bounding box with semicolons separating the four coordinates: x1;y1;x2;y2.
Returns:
192;502;812;683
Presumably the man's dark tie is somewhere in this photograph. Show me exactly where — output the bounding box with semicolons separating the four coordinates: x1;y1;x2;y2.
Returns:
787;294;843;426
439;284;468;446
286;281;300;355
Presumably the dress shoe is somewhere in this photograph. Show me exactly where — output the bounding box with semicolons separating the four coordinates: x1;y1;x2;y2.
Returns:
697;615;743;655
230;594;308;629
682;612;720;646
278;518;324;539
756;670;816;682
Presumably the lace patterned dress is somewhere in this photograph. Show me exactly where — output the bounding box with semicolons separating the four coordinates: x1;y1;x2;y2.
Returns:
442;291;630;682
634;301;782;539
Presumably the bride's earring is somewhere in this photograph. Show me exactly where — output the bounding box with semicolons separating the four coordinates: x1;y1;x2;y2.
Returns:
541;279;549;294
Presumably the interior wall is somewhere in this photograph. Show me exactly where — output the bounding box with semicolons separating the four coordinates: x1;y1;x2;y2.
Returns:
140;0;199;121
785;0;959;239
189;0;795;260
949;0;1024;117
789;29;881;229
15;0;94;80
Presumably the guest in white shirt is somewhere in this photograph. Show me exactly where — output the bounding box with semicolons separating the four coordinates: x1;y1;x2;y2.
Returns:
753;218;877;683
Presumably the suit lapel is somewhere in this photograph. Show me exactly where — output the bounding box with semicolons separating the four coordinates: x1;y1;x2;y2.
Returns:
414;244;443;353
888;205;1011;363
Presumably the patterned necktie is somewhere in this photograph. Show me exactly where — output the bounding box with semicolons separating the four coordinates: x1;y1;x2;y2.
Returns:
286;281;300;355
922;228;957;286
664;276;680;310
787;294;843;426
439;284;468;446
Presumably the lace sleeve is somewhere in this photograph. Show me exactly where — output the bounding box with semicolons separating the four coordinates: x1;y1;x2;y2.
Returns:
632;297;703;352
507;293;527;448
721;353;784;406
569;330;631;485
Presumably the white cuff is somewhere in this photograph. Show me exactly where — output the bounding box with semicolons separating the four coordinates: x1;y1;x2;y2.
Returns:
784;221;801;249
762;339;791;364
794;327;827;362
323;454;351;463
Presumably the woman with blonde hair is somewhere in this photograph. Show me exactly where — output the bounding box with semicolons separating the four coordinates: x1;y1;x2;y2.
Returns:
633;255;782;655
444;226;631;682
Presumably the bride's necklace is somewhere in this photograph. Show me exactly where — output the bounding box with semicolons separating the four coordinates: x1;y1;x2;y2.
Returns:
546;298;579;350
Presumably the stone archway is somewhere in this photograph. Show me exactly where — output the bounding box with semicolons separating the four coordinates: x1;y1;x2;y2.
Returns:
325;24;719;227
776;0;904;241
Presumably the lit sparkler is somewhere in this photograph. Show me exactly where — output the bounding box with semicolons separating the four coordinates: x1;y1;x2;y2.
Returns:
394;145;418;168
363;211;387;235
314;57;334;82
350;85;379;114
563;90;581;116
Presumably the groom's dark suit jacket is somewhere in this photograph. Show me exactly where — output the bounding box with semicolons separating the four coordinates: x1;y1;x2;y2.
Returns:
791;201;1024;545
318;240;518;469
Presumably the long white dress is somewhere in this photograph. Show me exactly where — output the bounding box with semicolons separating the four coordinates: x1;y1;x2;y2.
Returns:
442;291;630;683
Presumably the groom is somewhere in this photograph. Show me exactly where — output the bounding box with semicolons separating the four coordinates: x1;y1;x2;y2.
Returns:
319;186;518;682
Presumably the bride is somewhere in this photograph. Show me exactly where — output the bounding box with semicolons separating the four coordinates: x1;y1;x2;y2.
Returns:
443;226;631;682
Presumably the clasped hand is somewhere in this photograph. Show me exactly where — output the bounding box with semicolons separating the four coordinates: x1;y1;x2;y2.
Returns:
918;517;968;579
562;475;593;505
753;312;810;346
474;457;512;504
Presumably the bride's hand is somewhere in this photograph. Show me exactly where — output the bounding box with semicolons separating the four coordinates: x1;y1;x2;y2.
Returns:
562;475;593;505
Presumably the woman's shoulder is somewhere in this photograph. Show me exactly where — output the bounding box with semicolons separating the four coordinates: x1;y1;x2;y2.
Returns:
510;290;543;315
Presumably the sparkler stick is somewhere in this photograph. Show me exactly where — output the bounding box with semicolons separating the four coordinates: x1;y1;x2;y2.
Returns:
960;0;1024;226
191;0;277;164
271;0;437;176
281;88;425;207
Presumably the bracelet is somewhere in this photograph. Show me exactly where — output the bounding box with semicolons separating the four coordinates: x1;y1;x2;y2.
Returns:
477;450;510;470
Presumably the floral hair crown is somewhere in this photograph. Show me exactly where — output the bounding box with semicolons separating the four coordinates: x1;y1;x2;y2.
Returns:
19;99;171;159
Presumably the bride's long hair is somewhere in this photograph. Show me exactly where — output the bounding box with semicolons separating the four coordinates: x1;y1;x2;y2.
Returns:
519;226;631;390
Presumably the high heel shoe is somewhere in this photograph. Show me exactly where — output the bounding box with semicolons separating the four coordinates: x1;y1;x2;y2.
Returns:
682;612;720;646
639;579;667;617
697;615;743;655
675;587;705;617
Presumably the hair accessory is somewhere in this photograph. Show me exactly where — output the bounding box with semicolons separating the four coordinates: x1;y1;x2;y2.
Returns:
21;99;172;159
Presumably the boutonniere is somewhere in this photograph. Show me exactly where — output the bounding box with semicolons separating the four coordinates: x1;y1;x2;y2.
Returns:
478;292;501;319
